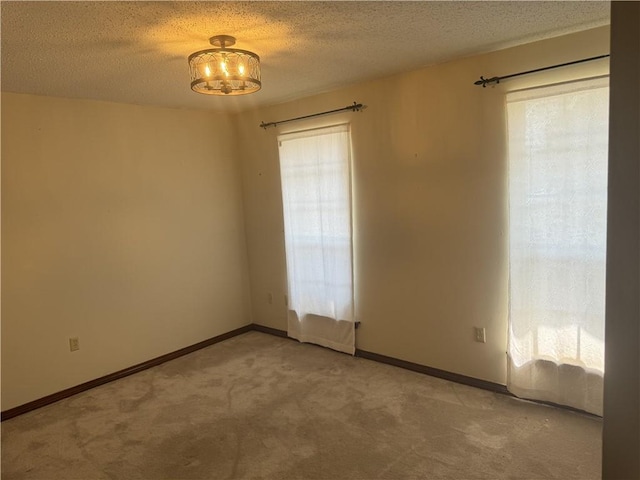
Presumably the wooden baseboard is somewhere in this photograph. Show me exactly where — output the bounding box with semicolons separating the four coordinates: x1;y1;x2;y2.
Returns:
2;322;510;421
354;349;510;395
251;325;510;396
1;324;253;421
251;323;290;338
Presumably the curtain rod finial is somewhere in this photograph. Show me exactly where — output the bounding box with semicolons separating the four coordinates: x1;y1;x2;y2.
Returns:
475;76;500;87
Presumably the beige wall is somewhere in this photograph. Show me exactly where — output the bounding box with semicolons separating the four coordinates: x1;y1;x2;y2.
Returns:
235;26;610;385
1;25;614;411
602;2;640;478
1;94;252;410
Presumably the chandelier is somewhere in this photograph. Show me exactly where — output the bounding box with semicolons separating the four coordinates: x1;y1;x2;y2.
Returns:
188;35;261;96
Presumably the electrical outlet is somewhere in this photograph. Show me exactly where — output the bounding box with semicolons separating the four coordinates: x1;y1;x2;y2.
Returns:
474;327;486;343
69;337;80;352
267;292;273;304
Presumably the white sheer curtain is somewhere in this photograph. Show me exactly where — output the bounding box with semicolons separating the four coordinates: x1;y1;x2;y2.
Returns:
507;78;609;415
278;124;355;354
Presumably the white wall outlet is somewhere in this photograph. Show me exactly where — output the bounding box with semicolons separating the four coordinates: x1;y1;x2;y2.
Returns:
69;337;80;352
474;327;486;343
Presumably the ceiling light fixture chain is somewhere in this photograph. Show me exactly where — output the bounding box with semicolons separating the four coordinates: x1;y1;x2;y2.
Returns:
188;35;261;96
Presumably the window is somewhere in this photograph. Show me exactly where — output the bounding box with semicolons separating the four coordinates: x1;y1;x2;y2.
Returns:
278;124;355;354
507;77;609;415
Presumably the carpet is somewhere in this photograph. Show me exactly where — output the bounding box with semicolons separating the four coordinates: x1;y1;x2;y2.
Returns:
1;331;602;479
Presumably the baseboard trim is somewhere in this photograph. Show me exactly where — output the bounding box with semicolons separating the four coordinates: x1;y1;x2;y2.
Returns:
251;323;290;338
2;322;598;423
354;348;510;395
1;324;253;421
2;323;509;421
249;325;510;395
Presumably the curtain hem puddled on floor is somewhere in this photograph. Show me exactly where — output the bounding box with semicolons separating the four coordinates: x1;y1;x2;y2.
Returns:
508;356;604;415
288;311;355;355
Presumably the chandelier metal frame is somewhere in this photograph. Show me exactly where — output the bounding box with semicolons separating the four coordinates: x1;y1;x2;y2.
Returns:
188;35;261;96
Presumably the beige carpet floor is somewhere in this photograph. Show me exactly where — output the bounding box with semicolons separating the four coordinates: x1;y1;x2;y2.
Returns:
1;331;602;480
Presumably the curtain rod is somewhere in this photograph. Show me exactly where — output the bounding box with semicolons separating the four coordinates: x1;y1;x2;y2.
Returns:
260;102;364;129
474;54;610;88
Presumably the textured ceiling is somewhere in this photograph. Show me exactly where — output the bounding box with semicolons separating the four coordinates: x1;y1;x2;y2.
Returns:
1;1;610;112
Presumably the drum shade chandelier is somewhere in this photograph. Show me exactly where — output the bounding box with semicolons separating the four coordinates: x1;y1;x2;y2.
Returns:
188;35;261;96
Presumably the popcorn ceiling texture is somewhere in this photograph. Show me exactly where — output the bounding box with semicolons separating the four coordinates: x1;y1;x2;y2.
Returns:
1;1;609;111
